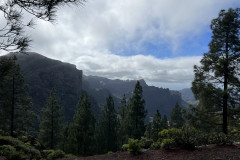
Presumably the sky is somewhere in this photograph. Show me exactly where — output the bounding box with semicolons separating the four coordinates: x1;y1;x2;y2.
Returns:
2;0;240;90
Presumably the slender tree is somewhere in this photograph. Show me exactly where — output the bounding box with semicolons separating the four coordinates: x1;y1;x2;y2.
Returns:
170;103;185;128
39;89;63;149
96;95;118;153
152;110;161;141
118;94;128;146
161;114;168;130
127;81;147;139
192;8;240;134
73;94;95;155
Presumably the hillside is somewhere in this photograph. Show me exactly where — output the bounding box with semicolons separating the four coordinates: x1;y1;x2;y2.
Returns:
4;52;185;121
83;75;184;119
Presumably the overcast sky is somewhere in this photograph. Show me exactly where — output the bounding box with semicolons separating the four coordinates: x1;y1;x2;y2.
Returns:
2;0;240;90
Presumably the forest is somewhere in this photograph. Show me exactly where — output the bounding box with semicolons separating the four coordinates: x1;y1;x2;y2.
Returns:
0;1;240;160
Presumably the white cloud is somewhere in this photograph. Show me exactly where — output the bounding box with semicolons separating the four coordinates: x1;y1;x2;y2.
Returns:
73;51;201;89
19;0;240;89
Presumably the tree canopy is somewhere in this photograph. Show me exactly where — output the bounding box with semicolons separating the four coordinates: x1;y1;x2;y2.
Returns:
192;8;240;134
0;0;85;52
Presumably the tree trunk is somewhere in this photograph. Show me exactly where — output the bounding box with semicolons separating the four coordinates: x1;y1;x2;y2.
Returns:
10;76;15;136
223;37;229;134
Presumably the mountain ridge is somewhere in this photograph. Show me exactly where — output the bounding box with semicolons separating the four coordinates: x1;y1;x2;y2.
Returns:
3;52;186;121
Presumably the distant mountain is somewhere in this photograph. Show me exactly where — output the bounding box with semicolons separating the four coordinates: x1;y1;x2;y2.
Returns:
82;76;185;120
3;52;186;121
179;88;198;106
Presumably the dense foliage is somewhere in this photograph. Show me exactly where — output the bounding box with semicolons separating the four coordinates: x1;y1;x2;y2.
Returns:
192;8;240;134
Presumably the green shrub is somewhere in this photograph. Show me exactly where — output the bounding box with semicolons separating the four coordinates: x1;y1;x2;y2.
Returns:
159;128;183;141
64;154;76;158
47;150;65;160
150;142;161;150
127;138;142;155
0;145;17;159
121;144;129;151
158;127;204;150
208;132;228;145
140;137;153;149
107;151;113;154
0;135;41;159
160;138;176;149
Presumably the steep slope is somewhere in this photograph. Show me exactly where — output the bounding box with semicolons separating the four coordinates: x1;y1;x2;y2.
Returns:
6;52;83;122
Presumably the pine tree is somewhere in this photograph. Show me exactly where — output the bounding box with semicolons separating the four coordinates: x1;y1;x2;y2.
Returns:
73;94;95;155
0;0;85;52
127;81;147;139
152;110;161;141
118;94;128;146
186;86;222;132
0;56;34;136
161;114;168;130
192;8;240;134
145;123;152;139
39;89;63;149
96;95;118;153
170;103;185;128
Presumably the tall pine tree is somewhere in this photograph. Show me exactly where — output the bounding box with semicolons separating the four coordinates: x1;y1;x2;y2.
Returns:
73;94;95;155
96;95;118;153
127;81;147;139
192;8;240;134
39;89;63;149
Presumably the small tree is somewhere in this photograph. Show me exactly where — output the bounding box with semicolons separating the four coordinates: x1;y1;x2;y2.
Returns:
161;114;168;130
170;103;185;128
39;89;63;149
152;110;162;141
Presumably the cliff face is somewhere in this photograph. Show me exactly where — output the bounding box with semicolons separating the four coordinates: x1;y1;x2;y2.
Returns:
4;52;185;121
8;52;83;121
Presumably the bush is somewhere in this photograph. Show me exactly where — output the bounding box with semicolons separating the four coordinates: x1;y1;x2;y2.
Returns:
121;144;129;151
47;150;65;160
127;138;142;155
150;142;161;150
140;137;153;149
159;128;183;141
158;127;204;150
0;145;17;159
160;138;176;149
207;132;229;145
0;135;41;159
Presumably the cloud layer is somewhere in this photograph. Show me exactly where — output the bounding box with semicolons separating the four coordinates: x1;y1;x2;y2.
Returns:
23;0;240;89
